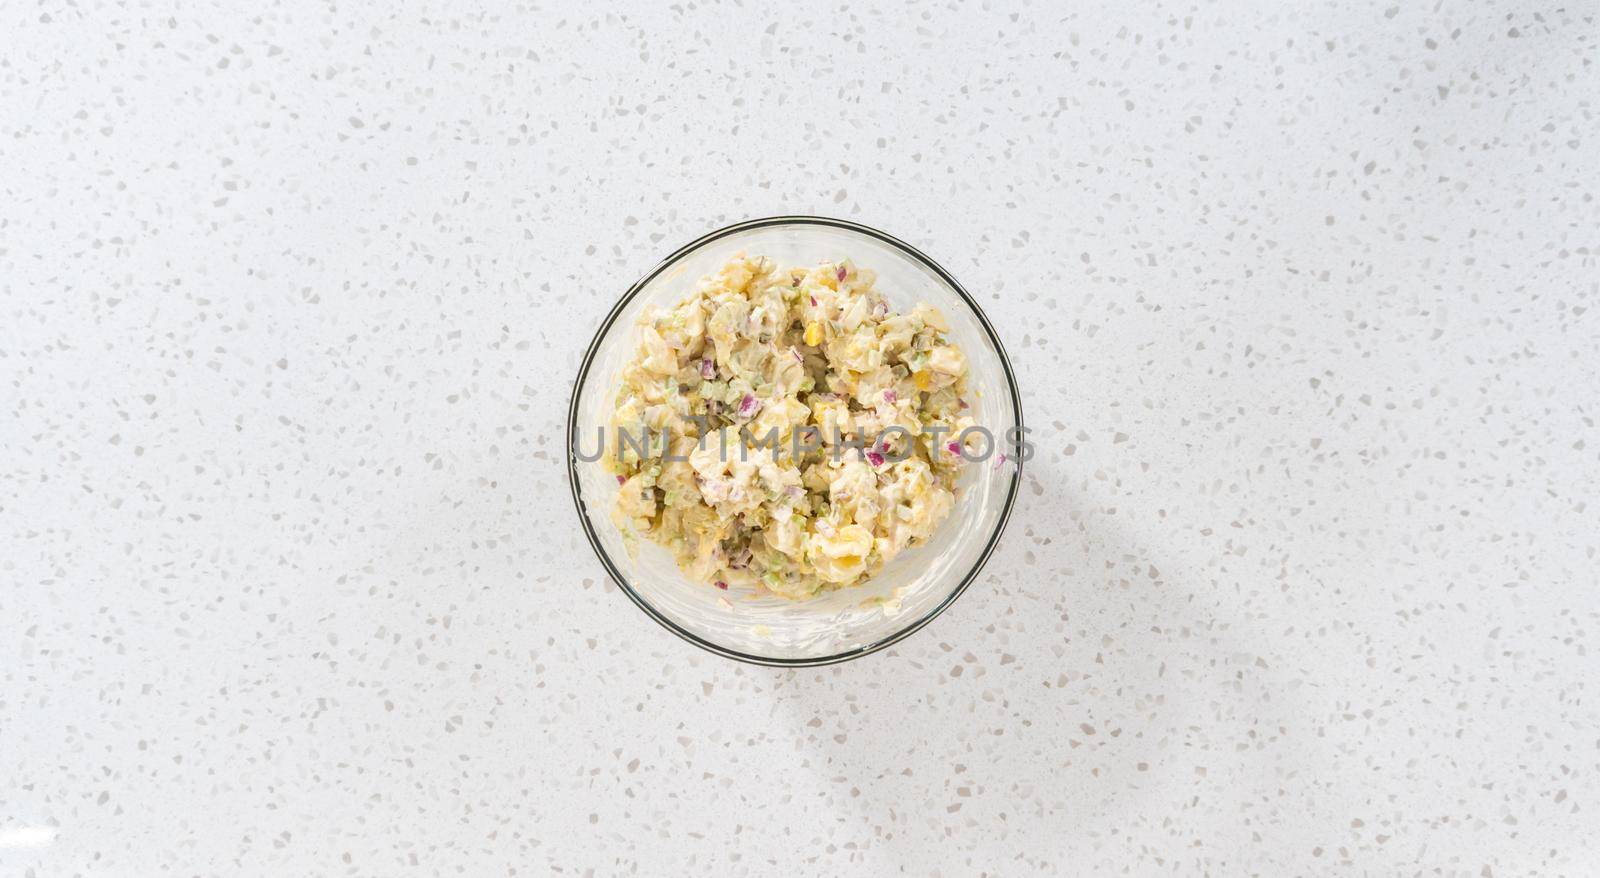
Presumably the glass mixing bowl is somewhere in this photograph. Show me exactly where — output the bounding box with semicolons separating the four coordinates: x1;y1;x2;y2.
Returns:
567;217;1022;666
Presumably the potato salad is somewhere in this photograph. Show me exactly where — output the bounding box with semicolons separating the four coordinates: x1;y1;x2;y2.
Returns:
606;254;977;600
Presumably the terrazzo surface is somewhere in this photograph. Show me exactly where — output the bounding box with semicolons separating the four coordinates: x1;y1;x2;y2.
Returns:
4;0;1598;874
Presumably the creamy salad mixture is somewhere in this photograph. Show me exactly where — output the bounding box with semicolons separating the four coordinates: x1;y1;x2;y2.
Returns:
606;254;976;600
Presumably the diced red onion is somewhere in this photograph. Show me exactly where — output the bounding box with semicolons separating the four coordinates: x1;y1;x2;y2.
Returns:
883;390;896;404
947;441;961;456
958;399;969;410
866;451;885;467
836;265;847;282
616;474;626;484
714;580;728;590
738;394;760;418
809;295;817;307
700;357;715;378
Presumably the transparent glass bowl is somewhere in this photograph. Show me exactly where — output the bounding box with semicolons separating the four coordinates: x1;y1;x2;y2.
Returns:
567;217;1022;665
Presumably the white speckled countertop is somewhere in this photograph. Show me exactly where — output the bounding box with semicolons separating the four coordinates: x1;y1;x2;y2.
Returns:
4;0;1598;874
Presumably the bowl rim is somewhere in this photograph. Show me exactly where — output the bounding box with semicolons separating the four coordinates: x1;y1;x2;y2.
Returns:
566;215;1023;667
